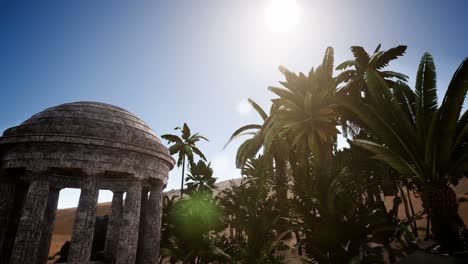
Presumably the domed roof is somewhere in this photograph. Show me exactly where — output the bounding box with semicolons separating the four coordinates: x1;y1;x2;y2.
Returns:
1;102;175;174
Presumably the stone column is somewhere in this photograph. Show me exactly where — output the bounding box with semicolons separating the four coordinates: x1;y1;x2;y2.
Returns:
115;179;142;264
68;176;99;263
0;182;27;263
136;187;149;264
9;178;50;264
104;191;124;262
0;179;16;254
36;187;60;264
142;181;164;264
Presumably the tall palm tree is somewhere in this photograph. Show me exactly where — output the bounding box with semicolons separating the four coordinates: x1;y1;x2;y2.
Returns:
225;99;290;220
264;47;339;164
341;53;468;251
162;123;208;198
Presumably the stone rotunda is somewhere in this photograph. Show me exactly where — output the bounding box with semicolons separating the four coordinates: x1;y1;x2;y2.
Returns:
0;102;175;264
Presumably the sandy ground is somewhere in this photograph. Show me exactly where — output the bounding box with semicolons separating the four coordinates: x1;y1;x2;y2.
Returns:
48;178;468;260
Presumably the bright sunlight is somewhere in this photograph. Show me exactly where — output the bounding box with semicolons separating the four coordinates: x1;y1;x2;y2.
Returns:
265;0;300;33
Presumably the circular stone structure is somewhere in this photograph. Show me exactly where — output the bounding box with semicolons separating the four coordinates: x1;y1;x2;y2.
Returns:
0;102;175;264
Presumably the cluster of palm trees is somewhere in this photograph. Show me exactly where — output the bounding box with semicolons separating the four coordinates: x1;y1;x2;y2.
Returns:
160;45;467;263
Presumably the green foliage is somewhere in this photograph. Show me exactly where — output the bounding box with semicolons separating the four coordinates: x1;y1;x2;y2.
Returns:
185;160;217;195
162;123;208;167
341;53;468;251
160;45;467;263
162;123;208;197
161;192;229;263
265;47;339;163
217;155;288;264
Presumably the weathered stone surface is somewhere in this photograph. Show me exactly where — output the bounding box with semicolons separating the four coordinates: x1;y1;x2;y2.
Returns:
136;187;149;264
69;176;99;263
37;188;60;264
0;181;27;263
0;102;175;181
116;180;143;264
142;181;164;264
0;102;174;264
0;179;16;253
104;191;124;262
9;178;50;264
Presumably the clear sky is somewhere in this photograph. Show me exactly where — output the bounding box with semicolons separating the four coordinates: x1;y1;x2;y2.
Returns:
0;0;467;208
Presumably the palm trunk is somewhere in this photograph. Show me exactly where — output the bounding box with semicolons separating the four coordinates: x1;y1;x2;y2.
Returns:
273;156;289;234
180;156;186;198
274;156;288;211
421;184;464;252
405;188;418;237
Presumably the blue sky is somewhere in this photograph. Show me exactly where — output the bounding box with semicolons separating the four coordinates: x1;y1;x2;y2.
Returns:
0;0;466;208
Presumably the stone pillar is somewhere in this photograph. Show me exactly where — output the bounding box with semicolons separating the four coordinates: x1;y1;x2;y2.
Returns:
136;187;149;264
104;191;124;262
9;178;50;264
68;176;99;263
115;179;142;264
36;188;60;264
142;181;164;264
0;179;16;254
0;182;27;263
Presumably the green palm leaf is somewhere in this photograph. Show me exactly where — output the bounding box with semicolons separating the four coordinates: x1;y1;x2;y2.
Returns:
436;57;468;173
415;53;438;135
353;139;417;176
350;46;370;68
373;45;407;69
248;99;268;120
161;134;183;143
336;60;357;71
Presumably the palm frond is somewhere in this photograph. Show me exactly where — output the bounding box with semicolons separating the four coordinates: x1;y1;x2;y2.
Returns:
373;45;407;69
380;70;409;82
182;123;191;140
437;57;468;173
350;46;370;68
192;146;207;161
352;139;417;176
335;60;357;71
415;53;438;135
161;134;183;144
248;99;268;120
322;46;334;77
224;124;260;149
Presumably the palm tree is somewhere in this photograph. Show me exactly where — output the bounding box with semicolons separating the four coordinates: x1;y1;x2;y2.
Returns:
335;44;409;137
162;123;208;198
336;44;408;92
264;47;339;164
225;99;290;221
185;160;217;195
340;53;468;251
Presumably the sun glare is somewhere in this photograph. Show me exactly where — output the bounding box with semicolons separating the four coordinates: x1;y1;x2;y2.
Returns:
265;0;300;33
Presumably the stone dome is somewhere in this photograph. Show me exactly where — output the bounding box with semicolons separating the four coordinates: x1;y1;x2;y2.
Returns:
0;102;174;184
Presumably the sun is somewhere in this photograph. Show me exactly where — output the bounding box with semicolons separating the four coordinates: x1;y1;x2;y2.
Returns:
265;0;300;33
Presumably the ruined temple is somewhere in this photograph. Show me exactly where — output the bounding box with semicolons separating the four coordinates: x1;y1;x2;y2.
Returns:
0;102;175;264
